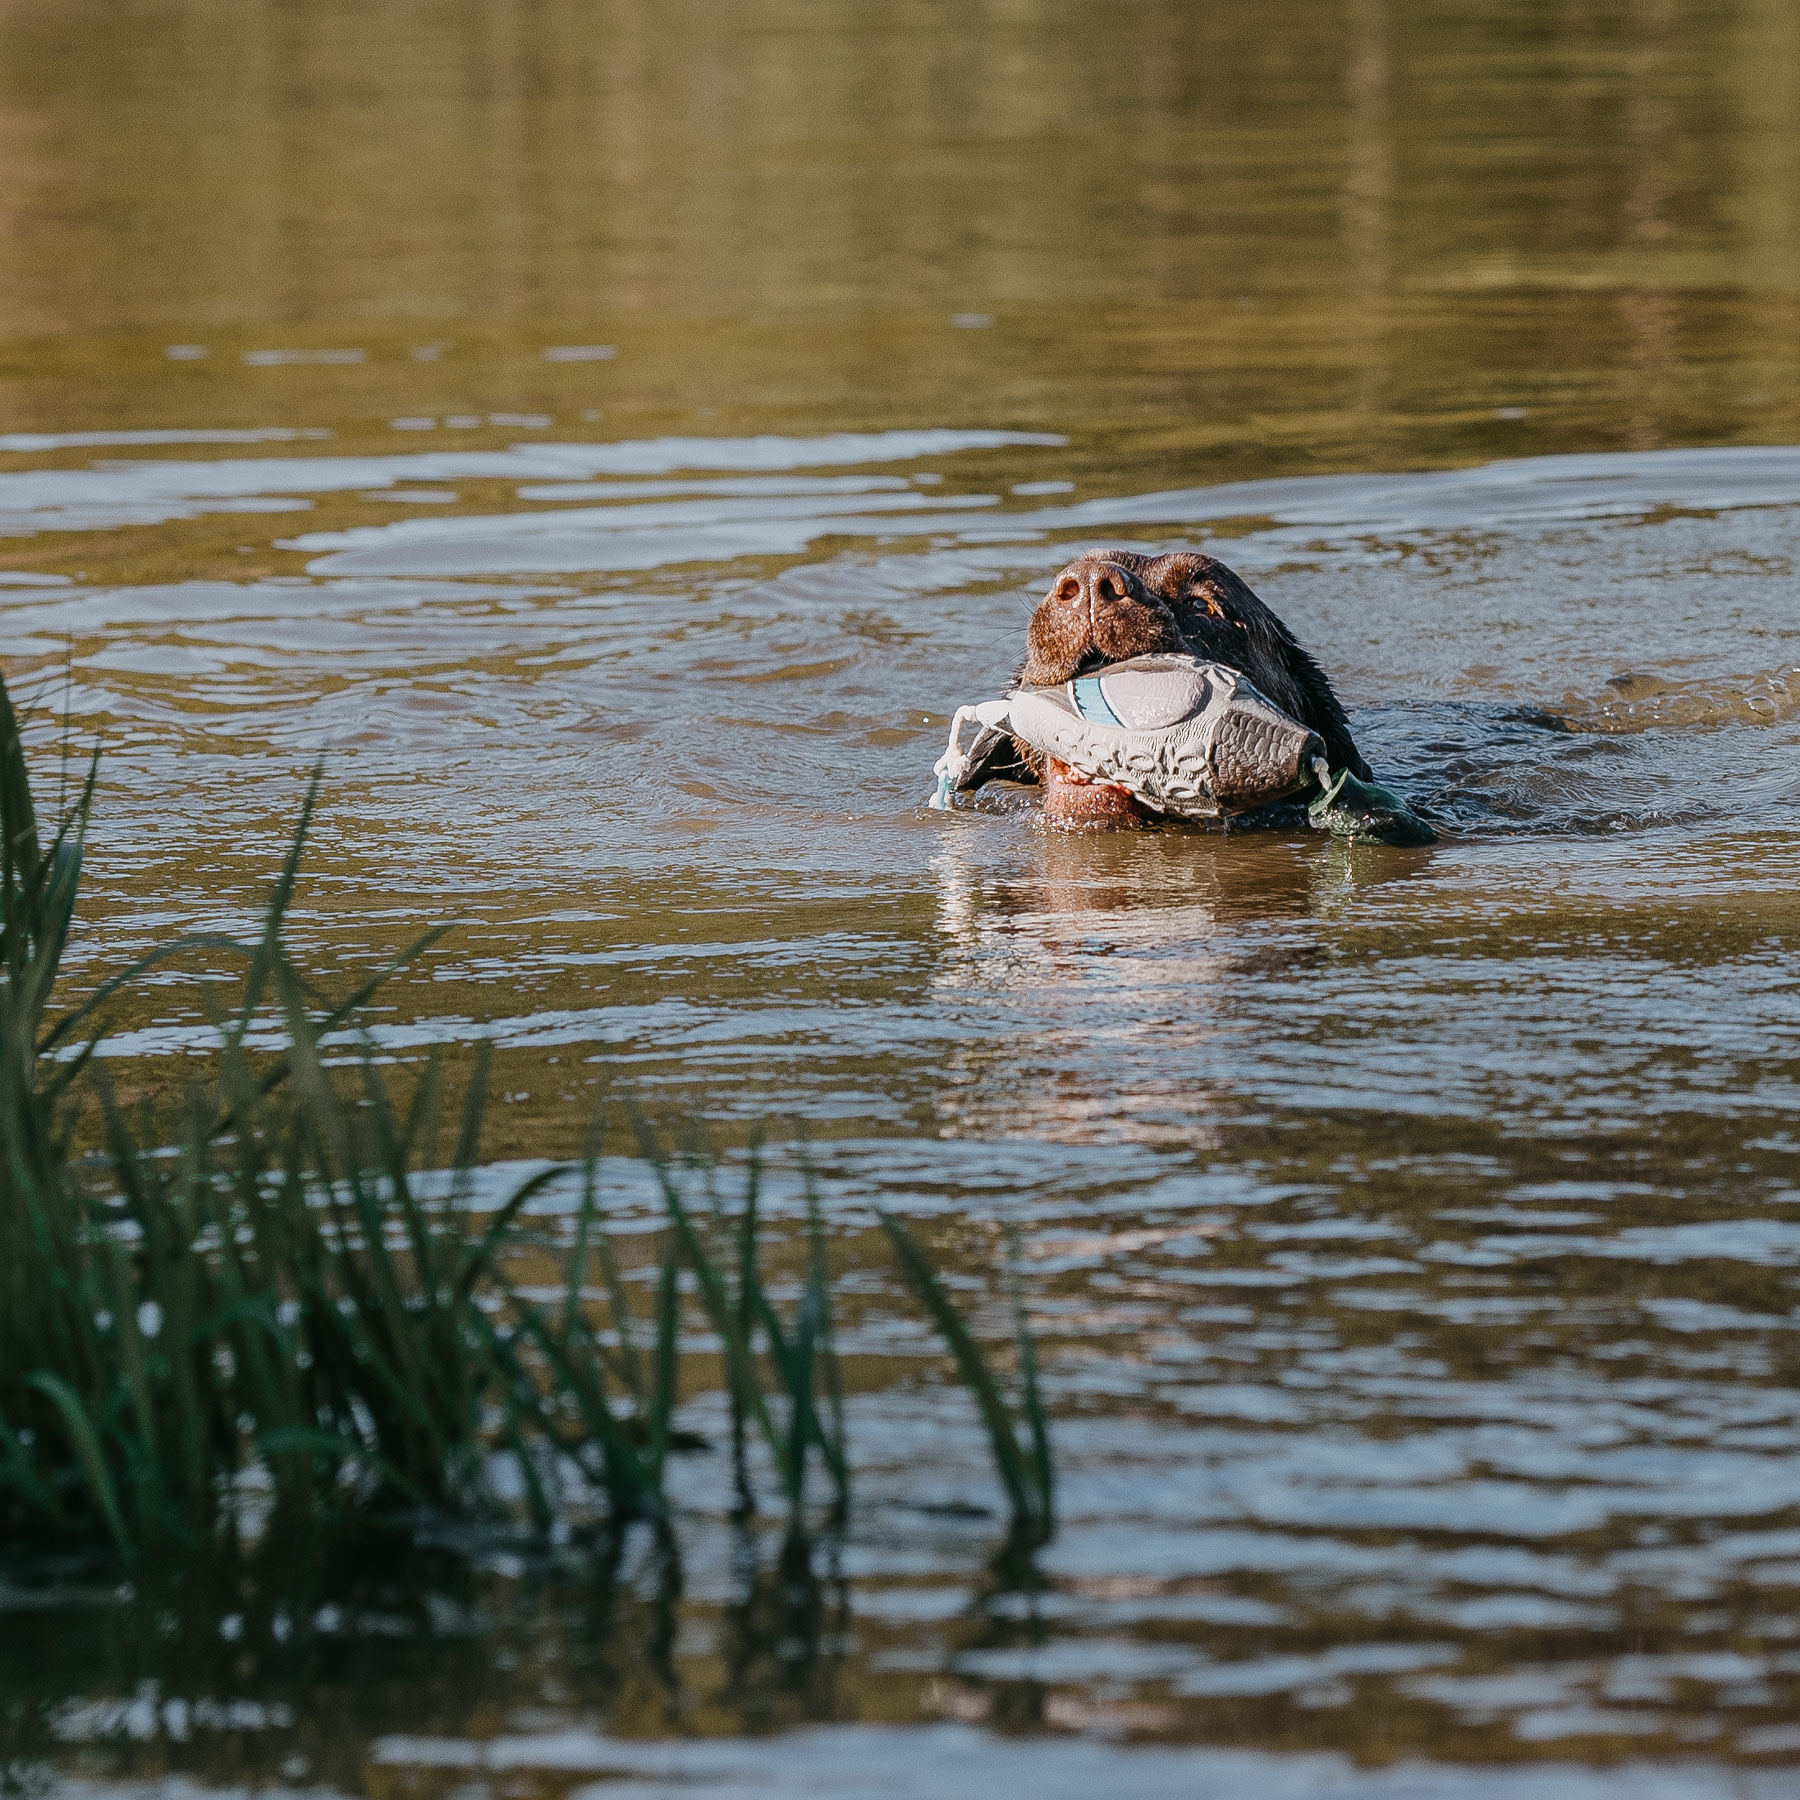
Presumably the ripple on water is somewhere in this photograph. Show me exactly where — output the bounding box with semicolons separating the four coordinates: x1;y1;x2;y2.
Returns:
6;435;1800;1768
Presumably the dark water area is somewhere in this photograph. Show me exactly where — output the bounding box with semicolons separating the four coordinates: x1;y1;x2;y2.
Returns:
4;1;1800;1793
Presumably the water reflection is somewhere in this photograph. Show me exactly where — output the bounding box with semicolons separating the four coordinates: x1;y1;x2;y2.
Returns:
8;0;1800;482
717;1528;851;1733
928;826;1449;1149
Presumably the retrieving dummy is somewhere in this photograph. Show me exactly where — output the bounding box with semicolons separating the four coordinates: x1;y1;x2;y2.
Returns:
929;654;1433;845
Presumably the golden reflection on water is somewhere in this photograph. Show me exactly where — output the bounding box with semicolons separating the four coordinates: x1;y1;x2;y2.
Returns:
5;0;1800;491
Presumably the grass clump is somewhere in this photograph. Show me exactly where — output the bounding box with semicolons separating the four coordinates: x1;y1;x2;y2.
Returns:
636;1122;850;1530
0;667;1053;1579
0;674;679;1566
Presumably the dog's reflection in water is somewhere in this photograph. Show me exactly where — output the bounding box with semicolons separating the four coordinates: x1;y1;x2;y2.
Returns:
927;827;1429;1146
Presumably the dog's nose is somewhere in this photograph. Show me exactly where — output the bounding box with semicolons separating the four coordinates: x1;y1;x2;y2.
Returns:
1050;561;1136;617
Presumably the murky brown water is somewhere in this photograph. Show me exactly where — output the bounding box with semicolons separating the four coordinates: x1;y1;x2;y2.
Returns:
6;0;1800;1792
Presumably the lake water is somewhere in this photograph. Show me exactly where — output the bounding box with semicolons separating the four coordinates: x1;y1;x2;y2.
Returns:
4;0;1800;1791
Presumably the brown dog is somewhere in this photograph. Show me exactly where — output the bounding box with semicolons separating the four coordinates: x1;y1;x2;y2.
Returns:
1005;549;1371;828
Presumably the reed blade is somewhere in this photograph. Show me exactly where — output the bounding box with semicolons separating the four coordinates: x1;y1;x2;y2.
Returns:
632;1110;783;1469
26;1372;134;1561
1006;1228;1054;1530
876;1210;1039;1533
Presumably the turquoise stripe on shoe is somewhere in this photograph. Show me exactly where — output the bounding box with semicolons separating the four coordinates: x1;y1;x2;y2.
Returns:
1070;676;1122;726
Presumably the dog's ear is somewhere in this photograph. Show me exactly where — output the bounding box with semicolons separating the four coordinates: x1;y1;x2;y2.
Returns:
1264;631;1371;780
1160;556;1373;780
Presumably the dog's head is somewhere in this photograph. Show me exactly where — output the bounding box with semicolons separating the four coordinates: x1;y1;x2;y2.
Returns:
1022;549;1244;685
998;548;1370;818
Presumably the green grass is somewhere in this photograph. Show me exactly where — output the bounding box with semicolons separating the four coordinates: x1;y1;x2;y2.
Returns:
879;1213;1054;1547
0;667;1053;1577
635;1116;852;1531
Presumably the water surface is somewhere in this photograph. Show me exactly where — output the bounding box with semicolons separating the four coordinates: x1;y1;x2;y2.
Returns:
4;0;1800;1790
